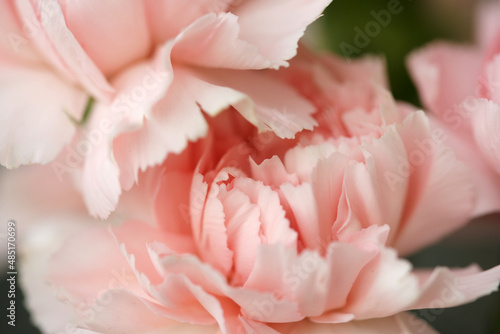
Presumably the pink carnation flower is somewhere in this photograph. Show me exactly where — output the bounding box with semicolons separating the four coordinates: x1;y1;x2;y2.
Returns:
18;50;499;334
407;1;500;216
0;0;332;218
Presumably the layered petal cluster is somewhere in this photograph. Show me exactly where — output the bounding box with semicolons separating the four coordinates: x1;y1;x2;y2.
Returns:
0;0;332;217
26;52;500;333
19;211;437;333
407;1;500;216
267;50;476;255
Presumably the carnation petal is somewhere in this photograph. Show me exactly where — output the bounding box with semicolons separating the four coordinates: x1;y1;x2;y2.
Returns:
144;0;232;44
0;63;86;168
393;111;475;255
189;68;317;139
407;42;482;121
411;265;500;310
58;0;152;76
343;248;420;319
233;0;333;69
471;99;500;175
14;0;114;100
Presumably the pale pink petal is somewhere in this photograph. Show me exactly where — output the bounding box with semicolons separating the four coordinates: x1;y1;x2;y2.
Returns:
59;0;152;76
148;244;228;295
20;216;92;334
172;66;254;119
231;177;297;247
278;314;437;334
240;317;281;334
81;45;174;217
250;156;299;187
150;252;263;332
110;42;174;131
242;244;335;321
0;163;86;226
411;265;500;310
109;224;225;329
0;0;40;64
83;289;209;334
344;127;408;238
154;171;193;235
393;111;475;255
23;217;217;334
315;239;380;315
150;246;302;325
230;288;303;324
146;274;225;326
116;164;163;224
0;62;86;168
310;153;350;246
316;52;389;88
407;42;482;119
284;143;337;182
476;1;500;49
190;174;233;276
169;0;332;70
244;243;316;305
233;0;333;69
344;111;474;254
111;220;197;286
14;0;114;100
49;226;138;303
218;186;262;285
309;226;389;320
46;228;222;333
429;115;500;216
113;65;207;192
342;248;420;320
309;312;355;323
275;51;393;138
171;13;273;70
184;67;317;139
236;290;304;323
485;55;500;105
143;0;231;44
298;243;372;318
470;99;500;175
280;182;320;250
243;239;381;322
80;104;122;219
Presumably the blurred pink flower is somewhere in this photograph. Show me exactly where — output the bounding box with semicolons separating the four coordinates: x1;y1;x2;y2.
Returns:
407;1;500;216
23;51;499;333
0;0;332;218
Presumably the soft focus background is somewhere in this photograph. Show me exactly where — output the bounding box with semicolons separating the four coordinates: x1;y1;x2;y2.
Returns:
1;0;500;333
311;0;482;106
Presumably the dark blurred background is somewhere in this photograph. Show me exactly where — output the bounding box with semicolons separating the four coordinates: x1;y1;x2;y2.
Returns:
1;0;500;333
